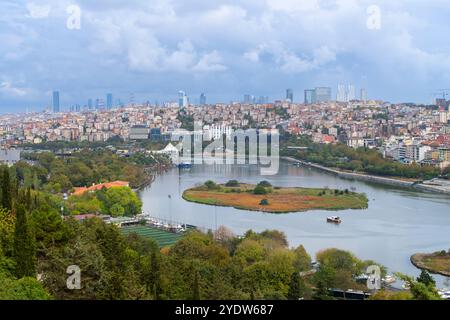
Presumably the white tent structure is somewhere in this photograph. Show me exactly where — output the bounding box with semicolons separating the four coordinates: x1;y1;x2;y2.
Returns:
156;143;180;164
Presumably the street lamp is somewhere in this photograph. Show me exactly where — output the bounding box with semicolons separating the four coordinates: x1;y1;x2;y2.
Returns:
168;194;172;223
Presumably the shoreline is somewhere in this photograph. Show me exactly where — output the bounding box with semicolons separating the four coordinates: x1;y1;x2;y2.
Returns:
182;184;368;214
282;157;450;196
410;253;450;277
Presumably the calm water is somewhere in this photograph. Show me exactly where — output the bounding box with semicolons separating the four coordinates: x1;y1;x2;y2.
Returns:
140;161;450;287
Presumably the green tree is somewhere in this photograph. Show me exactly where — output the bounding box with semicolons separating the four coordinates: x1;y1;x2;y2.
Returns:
396;273;441;300
253;185;267;195
105;187;142;216
110;203;125;217
287;272;305;300
0;207;15;256
313;264;336;299
1;168;12;211
192;271;200;300
0;273;51;300
416;270;435;287
293;245;312;272
13;204;36;278
225;180;239;187
150;250;162;299
204;180;218;190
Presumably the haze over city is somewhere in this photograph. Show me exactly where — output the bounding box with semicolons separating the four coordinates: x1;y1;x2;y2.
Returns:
2;0;450;112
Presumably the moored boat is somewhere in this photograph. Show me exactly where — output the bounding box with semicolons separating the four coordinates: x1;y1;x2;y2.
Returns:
382;275;396;284
327;216;341;224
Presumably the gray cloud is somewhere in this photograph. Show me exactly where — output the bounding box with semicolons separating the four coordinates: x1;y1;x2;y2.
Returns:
1;0;450;110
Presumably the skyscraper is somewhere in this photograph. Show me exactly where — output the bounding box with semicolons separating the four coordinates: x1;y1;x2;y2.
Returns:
106;93;113;109
52;91;60;113
347;85;355;101
178;91;188;108
360;88;367;102
337;84;346;102
314;87;332;103
243;94;252;104
200;93;206;106
286;89;293;102
88;98;93;110
304;89;316;104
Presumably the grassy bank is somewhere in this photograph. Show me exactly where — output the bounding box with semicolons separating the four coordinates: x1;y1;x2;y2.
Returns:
411;251;450;277
182;181;368;213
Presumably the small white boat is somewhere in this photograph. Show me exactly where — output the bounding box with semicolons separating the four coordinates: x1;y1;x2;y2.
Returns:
382;275;396;284
327;216;341;224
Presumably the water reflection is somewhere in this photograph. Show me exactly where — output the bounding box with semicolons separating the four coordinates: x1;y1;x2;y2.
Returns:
140;162;450;286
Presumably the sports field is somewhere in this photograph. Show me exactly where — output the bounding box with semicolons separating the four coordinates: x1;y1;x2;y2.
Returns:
121;225;184;248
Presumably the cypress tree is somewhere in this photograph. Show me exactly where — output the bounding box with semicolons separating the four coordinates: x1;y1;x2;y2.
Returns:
150;250;161;299
13;203;36;278
417;270;435;287
1;168;12;211
287;272;303;300
192;271;200;300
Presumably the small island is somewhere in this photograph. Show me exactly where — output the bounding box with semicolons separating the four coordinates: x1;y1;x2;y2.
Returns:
411;250;450;277
182;180;369;213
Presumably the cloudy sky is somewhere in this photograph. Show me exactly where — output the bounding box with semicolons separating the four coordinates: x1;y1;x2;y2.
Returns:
1;0;450;112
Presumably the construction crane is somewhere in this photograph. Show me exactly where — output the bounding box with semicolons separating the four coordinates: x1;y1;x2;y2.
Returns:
438;89;450;100
430;89;450;105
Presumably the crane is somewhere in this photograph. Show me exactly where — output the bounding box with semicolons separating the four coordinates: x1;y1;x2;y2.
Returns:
430;89;450;105
438;89;450;100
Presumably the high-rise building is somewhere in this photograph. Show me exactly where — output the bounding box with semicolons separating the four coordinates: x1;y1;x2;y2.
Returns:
178;91;188;108
200;93;206;106
304;89;316;104
95;98;104;110
337;84;346;102
347;85;355;101
286;89;293;102
88;98;93;110
106;93;113;109
314;87;332;103
243;94;252;104
52;91;60;113
360;88;367;102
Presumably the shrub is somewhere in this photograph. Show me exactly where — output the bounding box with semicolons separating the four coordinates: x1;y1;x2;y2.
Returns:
204;180;218;190
258;181;272;188
260;199;269;206
253;185;267;195
225;180;239;187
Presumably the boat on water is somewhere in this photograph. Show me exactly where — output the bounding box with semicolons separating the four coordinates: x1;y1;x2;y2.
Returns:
438;289;450;300
177;162;193;169
382;275;396;285
327;216;342;224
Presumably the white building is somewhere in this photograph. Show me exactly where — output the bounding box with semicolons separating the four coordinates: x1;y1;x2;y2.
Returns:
0;149;21;166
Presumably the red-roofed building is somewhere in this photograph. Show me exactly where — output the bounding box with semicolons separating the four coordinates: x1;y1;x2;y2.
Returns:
72;181;130;196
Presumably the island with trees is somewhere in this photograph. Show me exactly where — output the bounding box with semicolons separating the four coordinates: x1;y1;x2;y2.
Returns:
182;180;369;213
411;250;450;277
0;144;444;300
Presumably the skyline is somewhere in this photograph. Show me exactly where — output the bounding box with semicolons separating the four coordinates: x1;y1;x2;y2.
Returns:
2;1;450;111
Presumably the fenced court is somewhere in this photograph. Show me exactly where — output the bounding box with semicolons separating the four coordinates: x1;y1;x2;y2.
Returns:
120;225;185;248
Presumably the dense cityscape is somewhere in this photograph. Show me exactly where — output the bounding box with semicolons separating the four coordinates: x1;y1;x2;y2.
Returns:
1;1;450;312
2;87;449;174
